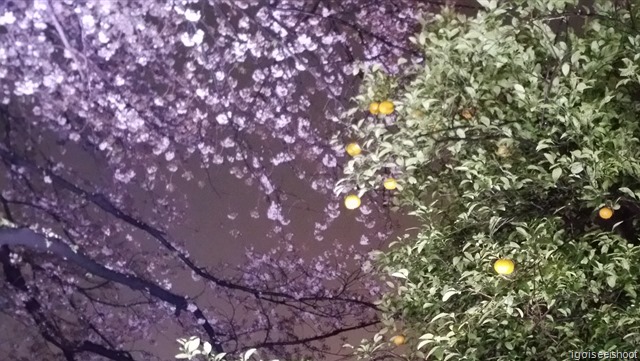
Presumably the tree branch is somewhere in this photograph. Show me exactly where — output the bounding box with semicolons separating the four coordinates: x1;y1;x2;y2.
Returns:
0;226;223;353
0;143;379;311
0;246;135;361
249;319;379;348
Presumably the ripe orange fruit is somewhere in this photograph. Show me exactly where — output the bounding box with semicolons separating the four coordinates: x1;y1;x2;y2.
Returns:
392;335;406;346
378;101;394;115
383;178;397;190
369;102;380;115
345;143;361;157
344;194;361;210
493;258;515;275
599;207;613;220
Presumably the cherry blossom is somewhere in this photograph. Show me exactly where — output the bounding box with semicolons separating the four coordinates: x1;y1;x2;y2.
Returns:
0;0;430;359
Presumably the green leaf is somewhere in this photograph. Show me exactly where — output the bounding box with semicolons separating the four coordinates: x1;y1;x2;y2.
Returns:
536;141;552;151
476;0;491;9
607;275;617;288
418;339;434;350
242;349;258;361
431;312;453;323
576;83;590;92
619;187;636;199
419;333;435;340
625;284;637;299
423;99;438;110
465;87;476;97
442;289;460;302
515;227;530;238
570;163;583;174
391;269;409;279
543;152;556;164
552;167;562;181
185;338;200;353
620;258;630;271
427;346;445;360
514;84;525;93
562;63;570;76
202;342;212;355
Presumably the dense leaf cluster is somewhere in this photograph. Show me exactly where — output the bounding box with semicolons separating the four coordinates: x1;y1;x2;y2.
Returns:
337;0;640;359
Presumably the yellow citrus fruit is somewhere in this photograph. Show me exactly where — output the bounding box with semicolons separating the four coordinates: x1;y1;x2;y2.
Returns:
461;108;474;119
369;102;380;115
345;143;361;157
344;194;361;210
599;207;613;220
496;144;510;158
383;178;397;190
392;335;406;346
494;258;515;275
378;101;395;115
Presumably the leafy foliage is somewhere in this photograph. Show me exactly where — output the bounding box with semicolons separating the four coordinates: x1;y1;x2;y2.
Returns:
176;337;307;361
337;0;640;359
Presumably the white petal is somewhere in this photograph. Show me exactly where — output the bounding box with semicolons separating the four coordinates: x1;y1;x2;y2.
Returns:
192;29;204;45
180;32;194;47
184;9;201;22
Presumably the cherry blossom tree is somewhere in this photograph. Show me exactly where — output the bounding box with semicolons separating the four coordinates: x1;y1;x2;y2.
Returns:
0;0;441;359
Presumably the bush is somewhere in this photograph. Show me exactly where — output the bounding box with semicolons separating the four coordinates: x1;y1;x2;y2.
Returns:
336;0;640;359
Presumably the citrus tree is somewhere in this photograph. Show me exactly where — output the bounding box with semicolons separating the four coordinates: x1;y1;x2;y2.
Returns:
335;0;640;359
